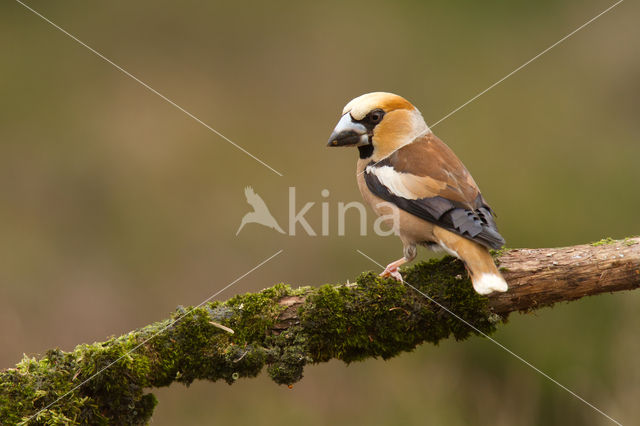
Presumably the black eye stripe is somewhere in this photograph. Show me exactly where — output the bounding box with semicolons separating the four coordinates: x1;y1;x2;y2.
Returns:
353;109;385;132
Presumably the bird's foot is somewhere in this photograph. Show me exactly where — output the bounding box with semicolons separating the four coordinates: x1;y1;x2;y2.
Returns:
380;265;403;283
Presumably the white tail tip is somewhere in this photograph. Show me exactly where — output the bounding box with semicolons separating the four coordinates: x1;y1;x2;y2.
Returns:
473;273;508;295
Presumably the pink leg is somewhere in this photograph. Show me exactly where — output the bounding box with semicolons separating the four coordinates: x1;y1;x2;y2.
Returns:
380;257;408;282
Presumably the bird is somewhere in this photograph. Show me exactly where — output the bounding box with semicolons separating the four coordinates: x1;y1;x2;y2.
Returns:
236;186;285;236
327;92;508;295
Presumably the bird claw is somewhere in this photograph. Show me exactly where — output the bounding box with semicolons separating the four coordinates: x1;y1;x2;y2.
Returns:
380;266;404;283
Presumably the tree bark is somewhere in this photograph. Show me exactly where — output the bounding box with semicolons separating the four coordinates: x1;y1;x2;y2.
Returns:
1;237;639;425
490;237;640;313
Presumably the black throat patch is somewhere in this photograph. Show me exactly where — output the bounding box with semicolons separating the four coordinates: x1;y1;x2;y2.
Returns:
358;144;374;159
352;109;383;160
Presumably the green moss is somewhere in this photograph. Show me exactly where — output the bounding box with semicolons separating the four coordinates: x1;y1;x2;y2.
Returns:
1;257;499;424
0;345;157;425
300;256;496;365
265;328;310;385
591;237;616;246
490;247;510;258
623;237;639;247
224;283;290;343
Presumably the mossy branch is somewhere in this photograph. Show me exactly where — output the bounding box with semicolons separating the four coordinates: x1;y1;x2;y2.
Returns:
2;238;639;425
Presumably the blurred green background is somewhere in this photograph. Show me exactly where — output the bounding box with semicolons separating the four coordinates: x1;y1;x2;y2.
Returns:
1;0;638;424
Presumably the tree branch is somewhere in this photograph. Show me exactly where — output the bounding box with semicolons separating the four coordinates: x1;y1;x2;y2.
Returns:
2;237;639;425
490;237;640;313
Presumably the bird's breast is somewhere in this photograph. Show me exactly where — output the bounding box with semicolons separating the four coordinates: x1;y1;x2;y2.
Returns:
356;159;437;244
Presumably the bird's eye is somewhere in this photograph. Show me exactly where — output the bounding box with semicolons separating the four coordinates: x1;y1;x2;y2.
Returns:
369;109;384;124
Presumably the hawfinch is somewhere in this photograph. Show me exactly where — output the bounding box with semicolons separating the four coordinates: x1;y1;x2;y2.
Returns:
327;92;508;295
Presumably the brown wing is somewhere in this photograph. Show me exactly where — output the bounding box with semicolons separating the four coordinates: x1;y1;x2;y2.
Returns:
364;134;505;249
384;134;480;207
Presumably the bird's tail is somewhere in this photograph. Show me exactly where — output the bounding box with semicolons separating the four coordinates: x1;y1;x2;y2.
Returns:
467;253;508;295
434;227;508;295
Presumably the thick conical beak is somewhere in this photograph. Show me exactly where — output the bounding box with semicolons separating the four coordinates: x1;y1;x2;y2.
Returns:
327;114;368;147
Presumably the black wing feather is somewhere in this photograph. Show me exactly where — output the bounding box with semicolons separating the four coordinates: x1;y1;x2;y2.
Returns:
365;171;505;249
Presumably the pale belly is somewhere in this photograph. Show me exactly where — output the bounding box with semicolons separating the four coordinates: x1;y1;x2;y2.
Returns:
356;160;437;246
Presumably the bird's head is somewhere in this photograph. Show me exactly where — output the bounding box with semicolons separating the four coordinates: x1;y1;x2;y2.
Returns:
327;92;430;160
